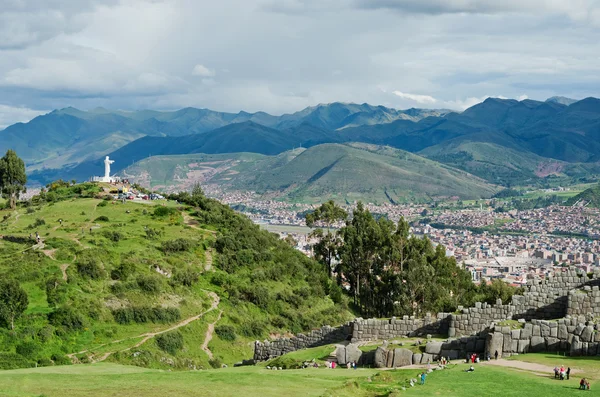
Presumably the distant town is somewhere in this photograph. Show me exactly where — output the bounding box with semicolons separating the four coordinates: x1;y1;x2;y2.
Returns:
208;187;600;287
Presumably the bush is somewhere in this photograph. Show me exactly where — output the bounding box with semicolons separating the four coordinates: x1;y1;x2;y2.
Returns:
145;227;163;240
111;262;136;280
171;267;199;287
103;230;123;243
153;206;178;217
209;357;222;369
76;258;105;280
136;275;163;293
97;200;108;207
155;331;184;355
215;325;236;341
38;357;55;367
0;352;35;370
48;307;86;332
27;218;46;230
161;238;195;253
329;282;343;304
94;216;109;222
51;353;72;366
112;307;180;325
239;319;265;338
16;341;41;360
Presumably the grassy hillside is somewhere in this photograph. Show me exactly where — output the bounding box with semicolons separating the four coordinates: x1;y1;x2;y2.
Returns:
565;183;600;207
120;143;498;204
0;183;351;370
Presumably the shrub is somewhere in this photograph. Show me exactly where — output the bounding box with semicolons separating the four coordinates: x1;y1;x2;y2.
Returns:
27;218;46;230
111;262;136;280
37;357;54;367
239;319;265;338
144;227;163;240
103;230;123;243
215;325;236;341
161;238;195;253
209;357;222;369
76;258;105;280
94;216;109;222
153;206;178;217
112;307;180;325
0;352;35;370
51;353;72;366
136;275;163;293
171;267;199;287
26;207;35;214
48;307;86;332
97;200;108;207
155;331;184;355
16;341;41;360
329;281;343;304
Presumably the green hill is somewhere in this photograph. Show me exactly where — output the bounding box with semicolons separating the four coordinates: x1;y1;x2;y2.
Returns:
121;143;499;204
565;184;600;207
0;184;351;370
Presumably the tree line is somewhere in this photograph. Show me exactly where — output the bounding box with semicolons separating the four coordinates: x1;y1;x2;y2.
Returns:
307;200;521;317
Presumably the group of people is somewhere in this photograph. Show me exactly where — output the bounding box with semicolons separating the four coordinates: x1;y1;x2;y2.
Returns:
466;353;480;364
580;378;591;390
553;365;571;380
345;361;357;369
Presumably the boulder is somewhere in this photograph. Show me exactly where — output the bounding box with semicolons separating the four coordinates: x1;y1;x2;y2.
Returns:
517;339;530;354
485;332;503;357
425;342;443;355
558;324;568;340
374;346;388;368
335;346;347;365
521;323;533;339
421;353;434;364
413;353;423;365
580;326;594;343
392;348;413;367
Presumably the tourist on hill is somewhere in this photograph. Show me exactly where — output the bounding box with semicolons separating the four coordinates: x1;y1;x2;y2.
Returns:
494;350;498;360
420;372;426;385
465;365;475;372
580;378;587;390
554;366;559;379
567;367;571;380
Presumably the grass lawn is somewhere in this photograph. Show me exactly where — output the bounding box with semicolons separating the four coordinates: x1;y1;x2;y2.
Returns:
2;357;599;397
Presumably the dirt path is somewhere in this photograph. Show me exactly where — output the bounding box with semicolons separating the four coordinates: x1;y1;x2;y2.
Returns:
60;264;69;281
68;290;220;363
481;358;573;376
201;310;223;360
205;249;213;271
183;212;216;235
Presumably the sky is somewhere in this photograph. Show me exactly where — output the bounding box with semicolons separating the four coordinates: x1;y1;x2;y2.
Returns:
1;0;600;128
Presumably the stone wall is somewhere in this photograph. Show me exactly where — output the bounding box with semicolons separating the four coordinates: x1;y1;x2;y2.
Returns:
253;323;352;361
567;286;600;318
350;313;451;342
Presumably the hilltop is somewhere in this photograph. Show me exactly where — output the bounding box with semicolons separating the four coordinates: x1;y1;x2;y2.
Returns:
0;183;351;370
121;143;498;204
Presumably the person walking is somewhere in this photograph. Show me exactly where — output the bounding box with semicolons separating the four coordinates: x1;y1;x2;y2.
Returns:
567;367;571;380
494;350;499;360
420;372;426;385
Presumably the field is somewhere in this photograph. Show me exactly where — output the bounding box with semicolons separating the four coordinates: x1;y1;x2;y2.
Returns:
1;353;599;397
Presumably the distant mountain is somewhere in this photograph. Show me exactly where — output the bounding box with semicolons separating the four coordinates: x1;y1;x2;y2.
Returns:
565;184;600;207
120;143;499;204
546;96;578;106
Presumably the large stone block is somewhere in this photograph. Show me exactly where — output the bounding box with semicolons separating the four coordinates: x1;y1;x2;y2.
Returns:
558;324;568;340
392;348;413;367
413;353;423;365
517;339;530;354
521;324;533;339
486;332;504;357
374;346;388;368
581;326;594;343
530;336;545;352
425;342;443;355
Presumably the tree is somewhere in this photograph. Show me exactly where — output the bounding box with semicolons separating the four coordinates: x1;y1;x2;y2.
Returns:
191;182;205;199
0;150;27;209
306;201;347;277
0;279;29;330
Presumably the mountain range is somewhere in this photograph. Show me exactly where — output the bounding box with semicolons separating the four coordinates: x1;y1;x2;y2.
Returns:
4;95;600;201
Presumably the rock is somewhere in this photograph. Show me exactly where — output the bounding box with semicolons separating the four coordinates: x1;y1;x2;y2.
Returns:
392;348;413;367
412;353;423;365
374;346;388;368
530;336;546;352
485;332;503;357
517;340;530;354
558;324;568;340
425;342;443;355
346;344;363;365
421;353;434;364
521;323;533;340
581;326;594;343
335;346;347;365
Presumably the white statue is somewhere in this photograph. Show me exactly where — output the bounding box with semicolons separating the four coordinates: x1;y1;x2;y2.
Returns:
104;156;114;179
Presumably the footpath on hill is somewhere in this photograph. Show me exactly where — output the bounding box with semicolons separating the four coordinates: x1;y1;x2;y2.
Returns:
67;290;221;363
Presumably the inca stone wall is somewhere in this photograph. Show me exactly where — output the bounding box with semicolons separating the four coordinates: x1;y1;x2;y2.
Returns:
567;286;600;318
350;313;451;342
253;269;600;361
253;324;352;361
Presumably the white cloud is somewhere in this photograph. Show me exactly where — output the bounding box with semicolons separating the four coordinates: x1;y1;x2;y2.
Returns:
518;94;529;101
192;64;216;77
443;96;490;110
392;91;437;104
0;104;47;130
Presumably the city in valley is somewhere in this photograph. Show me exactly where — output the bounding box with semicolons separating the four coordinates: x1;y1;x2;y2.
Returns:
212;187;600;287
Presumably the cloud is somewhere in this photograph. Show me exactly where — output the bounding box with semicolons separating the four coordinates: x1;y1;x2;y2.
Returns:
392;91;437;104
518;94;529;101
0;104;47;130
192;64;216;77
